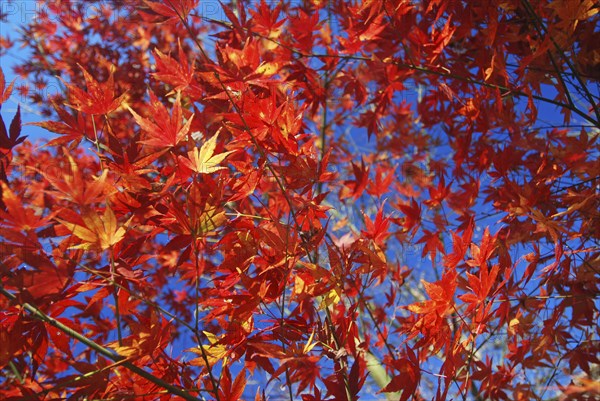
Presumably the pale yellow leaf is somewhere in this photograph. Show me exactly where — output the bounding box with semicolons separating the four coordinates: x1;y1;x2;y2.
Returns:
188;130;235;174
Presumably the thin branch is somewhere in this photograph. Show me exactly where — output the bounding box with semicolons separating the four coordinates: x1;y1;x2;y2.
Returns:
0;285;204;401
109;248;123;346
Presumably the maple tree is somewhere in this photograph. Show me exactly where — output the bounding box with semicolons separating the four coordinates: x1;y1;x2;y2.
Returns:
0;0;599;400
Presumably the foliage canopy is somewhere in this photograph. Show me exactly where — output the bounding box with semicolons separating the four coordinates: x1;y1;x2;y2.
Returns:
1;0;599;400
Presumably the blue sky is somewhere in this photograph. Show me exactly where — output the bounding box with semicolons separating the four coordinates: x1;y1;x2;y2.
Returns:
2;0;50;141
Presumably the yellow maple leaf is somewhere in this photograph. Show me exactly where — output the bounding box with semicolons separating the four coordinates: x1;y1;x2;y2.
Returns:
57;206;131;250
319;287;341;310
255;61;280;76
186;331;229;367
182;130;235;174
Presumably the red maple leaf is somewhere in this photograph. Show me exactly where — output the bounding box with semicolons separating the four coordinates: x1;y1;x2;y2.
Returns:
64;64;127;115
128;90;193;148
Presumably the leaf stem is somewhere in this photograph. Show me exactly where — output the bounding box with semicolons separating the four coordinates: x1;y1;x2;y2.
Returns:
109;249;123;346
